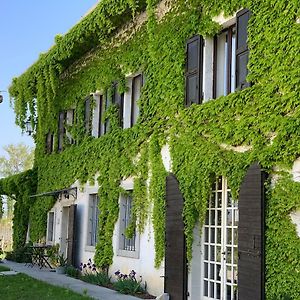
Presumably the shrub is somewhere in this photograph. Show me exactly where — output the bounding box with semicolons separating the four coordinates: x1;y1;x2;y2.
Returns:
65;265;81;279
81;271;111;286
5;243;33;263
113;270;145;295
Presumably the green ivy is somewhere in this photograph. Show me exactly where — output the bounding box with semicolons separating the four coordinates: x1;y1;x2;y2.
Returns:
3;0;300;298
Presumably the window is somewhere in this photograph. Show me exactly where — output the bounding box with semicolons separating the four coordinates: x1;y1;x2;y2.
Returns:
104;83;124;133
213;25;236;97
45;132;54;154
104;91;110;134
66;109;75;144
213;9;250;98
47;211;55;243
112;82;124;128
87;194;99;247
130;74;143;126
97;95;104;137
185;35;204;106
119;192;136;252
84;97;92;135
58;111;66;152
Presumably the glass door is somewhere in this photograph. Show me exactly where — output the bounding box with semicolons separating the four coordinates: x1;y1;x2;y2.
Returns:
202;177;238;300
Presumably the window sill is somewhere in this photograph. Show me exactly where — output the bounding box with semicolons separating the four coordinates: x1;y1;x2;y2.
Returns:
116;249;140;259
85;245;96;253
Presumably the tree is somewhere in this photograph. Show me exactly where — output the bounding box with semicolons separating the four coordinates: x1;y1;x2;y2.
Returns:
0;143;34;216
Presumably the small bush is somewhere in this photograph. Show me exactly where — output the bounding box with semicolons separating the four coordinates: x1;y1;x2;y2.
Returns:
113;270;145;295
5;243;33;263
65;265;80;279
81;272;111;286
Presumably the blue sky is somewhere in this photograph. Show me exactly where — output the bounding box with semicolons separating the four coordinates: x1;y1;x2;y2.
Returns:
0;0;97;156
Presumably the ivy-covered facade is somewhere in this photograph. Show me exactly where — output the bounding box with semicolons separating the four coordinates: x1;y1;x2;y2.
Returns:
2;0;300;298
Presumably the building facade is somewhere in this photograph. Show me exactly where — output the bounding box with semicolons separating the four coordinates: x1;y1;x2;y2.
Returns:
3;0;300;299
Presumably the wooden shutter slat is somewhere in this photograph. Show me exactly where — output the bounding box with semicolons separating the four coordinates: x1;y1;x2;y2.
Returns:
236;9;251;90
238;162;267;300
185;35;203;106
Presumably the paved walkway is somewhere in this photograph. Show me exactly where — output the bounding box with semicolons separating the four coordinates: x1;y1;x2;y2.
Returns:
2;260;141;300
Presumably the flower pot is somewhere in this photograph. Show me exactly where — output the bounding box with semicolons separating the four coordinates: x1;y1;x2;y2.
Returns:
56;266;66;274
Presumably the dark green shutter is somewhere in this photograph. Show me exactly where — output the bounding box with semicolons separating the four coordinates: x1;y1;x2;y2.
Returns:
236;9;251;90
165;174;187;300
185;35;204;106
238;163;267;300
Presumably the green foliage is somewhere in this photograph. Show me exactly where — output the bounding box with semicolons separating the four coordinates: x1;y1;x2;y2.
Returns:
65;265;81;279
4;242;33;263
4;0;300;298
265;175;300;299
81;271;111;287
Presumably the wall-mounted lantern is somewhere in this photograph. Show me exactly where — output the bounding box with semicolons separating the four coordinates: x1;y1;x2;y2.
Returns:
25;118;33;136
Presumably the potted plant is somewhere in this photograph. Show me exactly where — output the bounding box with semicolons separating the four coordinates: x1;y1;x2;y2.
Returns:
55;253;67;274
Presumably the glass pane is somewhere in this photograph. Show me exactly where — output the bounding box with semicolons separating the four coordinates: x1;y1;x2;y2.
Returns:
210;210;215;225
231;31;236;93
217;193;222;208
210;282;215;298
210;264;215;280
233;228;238;246
226;247;232;264
216;264;221;281
233;247;238;264
204;262;208;278
233;210;239;226
216;282;221;299
204;245;209;260
233;266;238;284
210;228;215;243
226;266;232;283
211;193;216;208
227;209;233;226
217;210;222;226
216;246;222;262
210;246;215;261
227;228;232;245
204;280;208;297
205;227;209;242
217;228;222;244
226;285;232;300
216;32;227;97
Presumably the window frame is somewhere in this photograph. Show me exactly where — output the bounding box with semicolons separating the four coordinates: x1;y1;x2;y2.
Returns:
117;191;140;258
130;73;143;127
86;194;99;248
213;24;236;98
46;211;55;245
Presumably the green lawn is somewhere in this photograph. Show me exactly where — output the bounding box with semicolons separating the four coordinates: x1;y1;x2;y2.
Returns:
0;273;92;299
0;265;10;272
